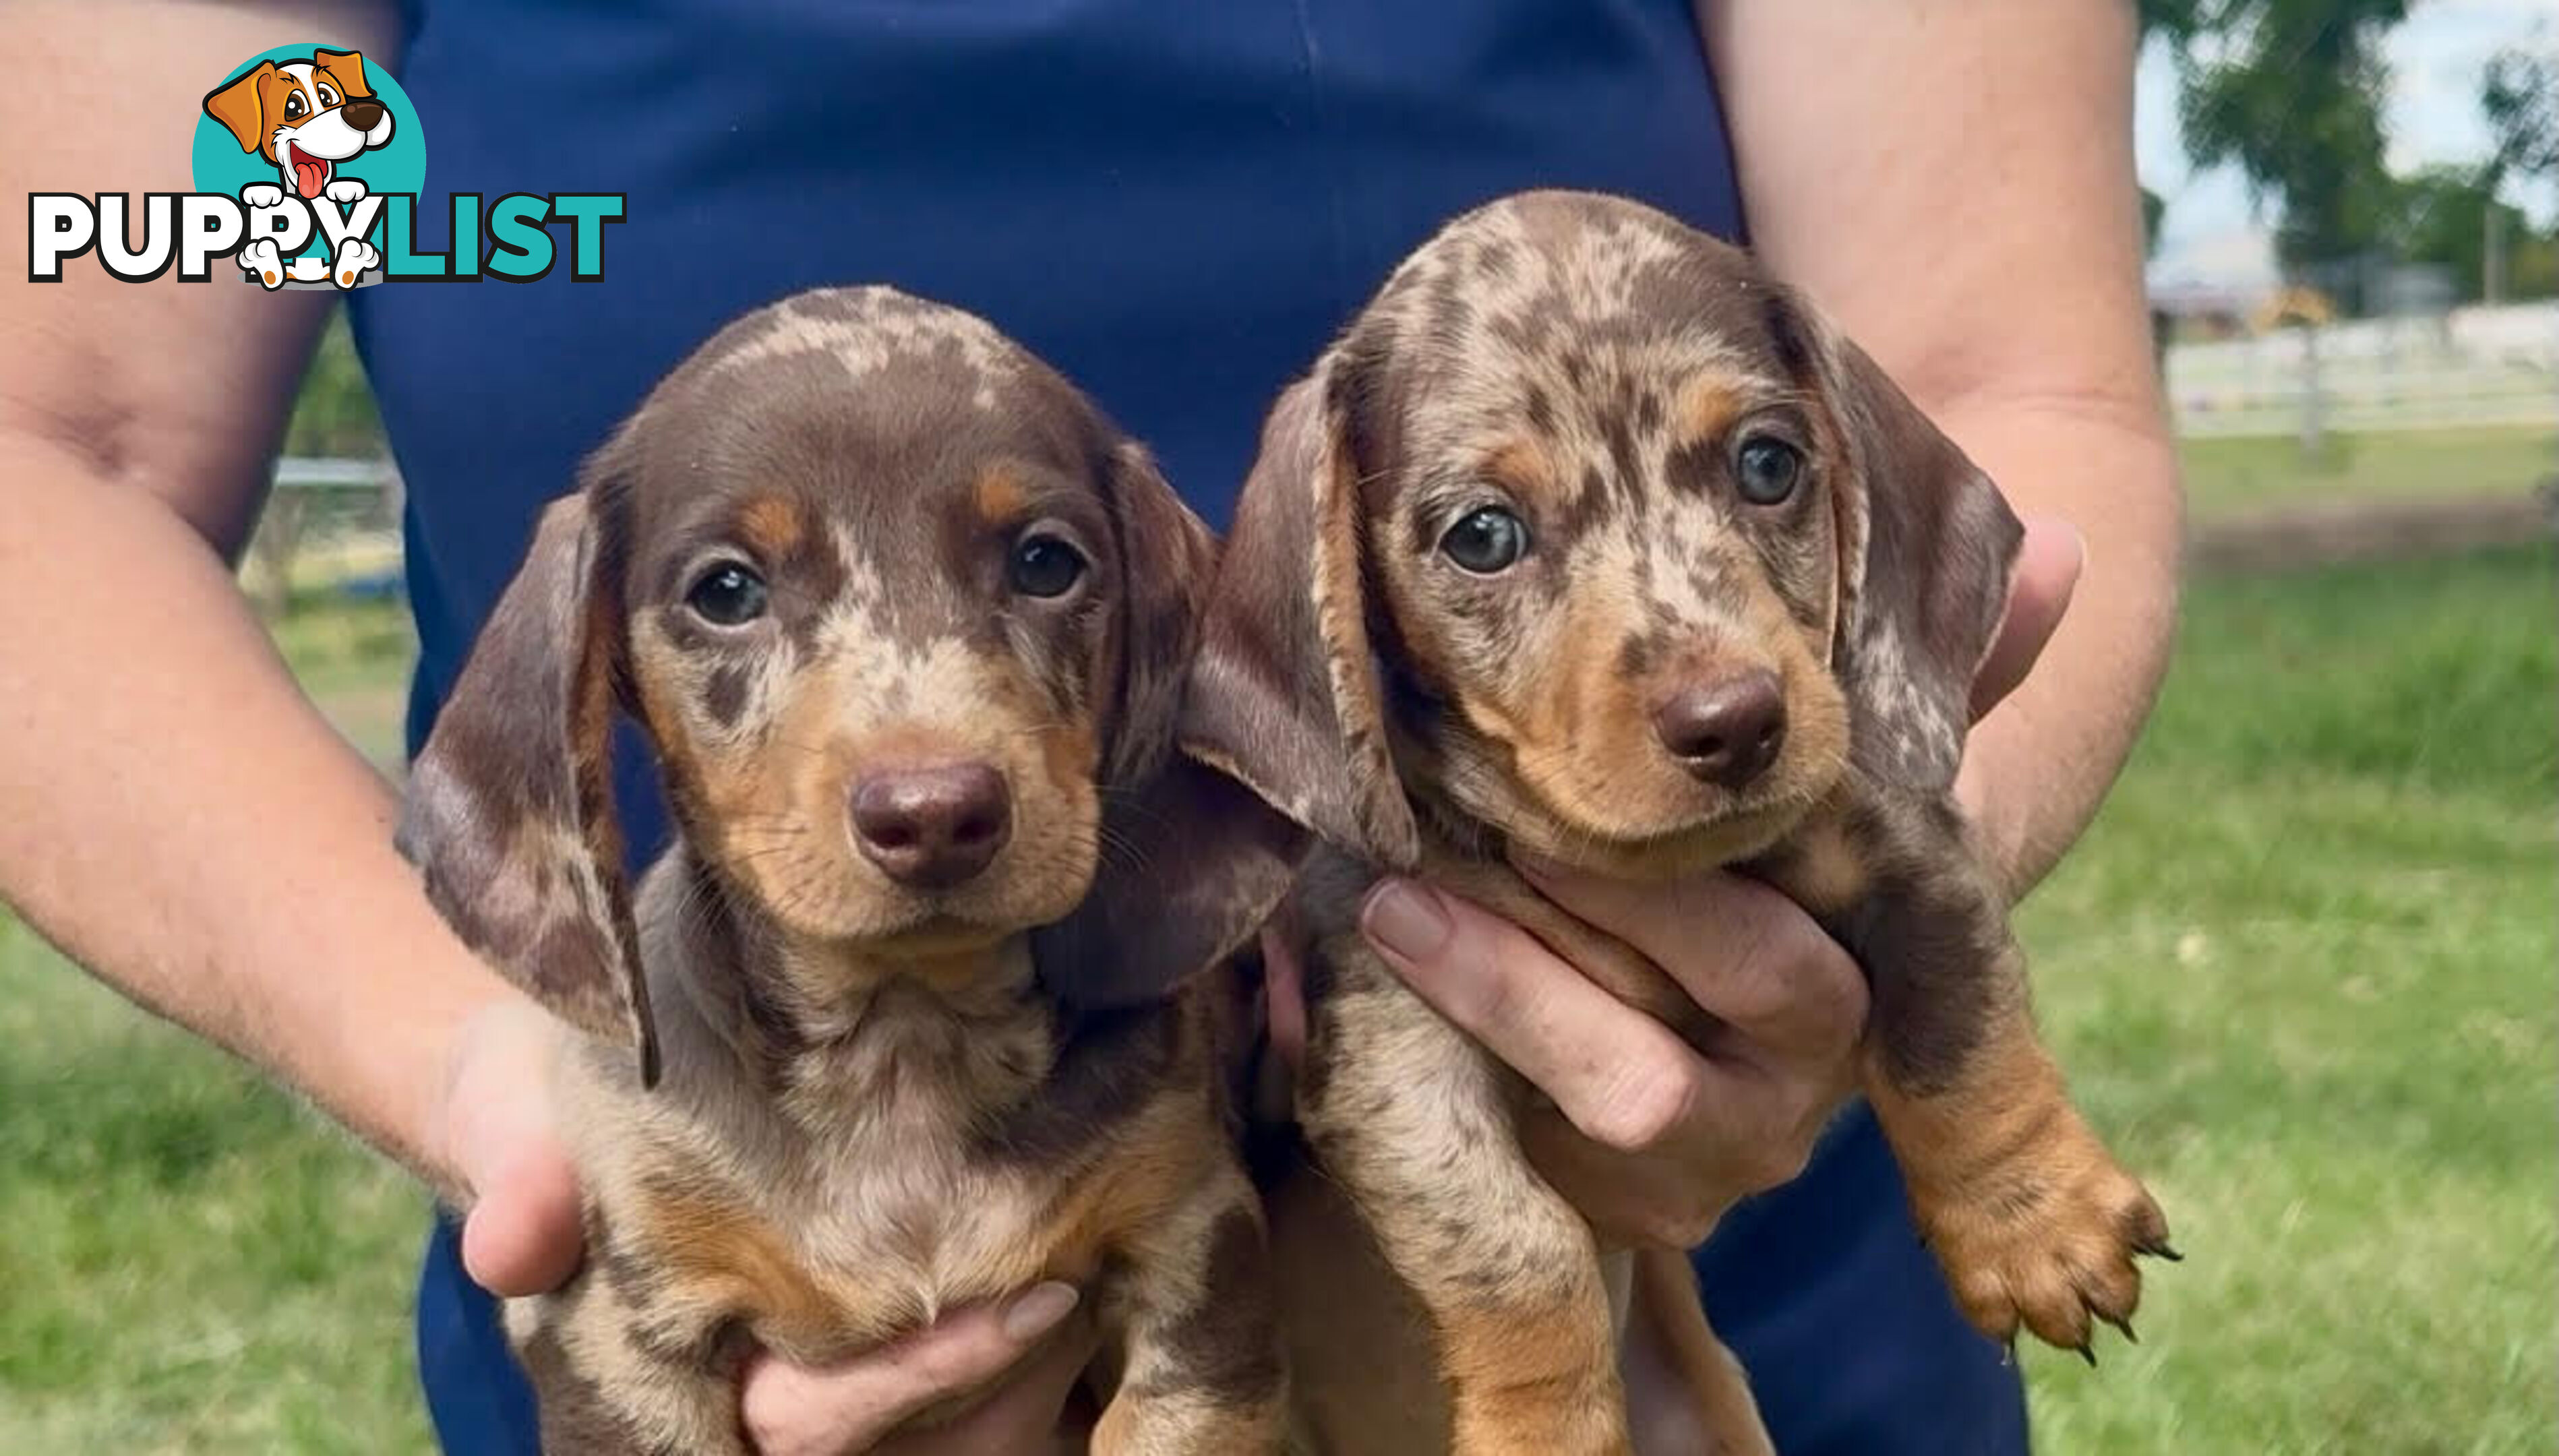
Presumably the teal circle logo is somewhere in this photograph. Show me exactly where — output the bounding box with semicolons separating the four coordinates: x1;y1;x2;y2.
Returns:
191;45;425;284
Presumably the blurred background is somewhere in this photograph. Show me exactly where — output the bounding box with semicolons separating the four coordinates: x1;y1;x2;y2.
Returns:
2;4;2552;1451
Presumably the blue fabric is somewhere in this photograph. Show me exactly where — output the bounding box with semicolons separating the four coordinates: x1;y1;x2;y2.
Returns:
1695;1105;2031;1455
417;1216;541;1456
361;3;2024;1451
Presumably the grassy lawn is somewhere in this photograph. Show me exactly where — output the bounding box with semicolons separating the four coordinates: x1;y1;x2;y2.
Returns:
2179;425;2558;522
0;597;429;1455
1;543;2551;1451
2018;543;2556;1451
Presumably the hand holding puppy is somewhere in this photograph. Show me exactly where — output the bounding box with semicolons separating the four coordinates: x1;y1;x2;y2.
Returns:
1311;514;2081;1248
437;1000;1095;1456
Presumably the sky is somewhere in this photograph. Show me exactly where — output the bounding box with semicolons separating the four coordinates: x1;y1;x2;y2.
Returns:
2140;0;2559;289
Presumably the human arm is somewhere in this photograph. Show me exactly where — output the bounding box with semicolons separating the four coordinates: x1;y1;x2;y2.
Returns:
1706;0;2182;888
0;0;489;1206
0;5;1087;1448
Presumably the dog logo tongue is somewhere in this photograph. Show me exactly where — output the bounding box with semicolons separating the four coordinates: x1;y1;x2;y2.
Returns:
287;143;328;199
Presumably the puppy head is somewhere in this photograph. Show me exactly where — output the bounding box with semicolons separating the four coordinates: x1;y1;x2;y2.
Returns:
202;50;393;197
402;288;1297;1076
1185;191;2020;879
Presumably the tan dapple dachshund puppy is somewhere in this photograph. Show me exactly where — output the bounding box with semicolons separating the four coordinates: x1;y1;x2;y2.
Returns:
1182;191;2174;1455
400;287;1302;1455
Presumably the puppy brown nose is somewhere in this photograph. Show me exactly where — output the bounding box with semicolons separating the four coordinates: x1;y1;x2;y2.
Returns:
340;98;386;130
849;764;1012;889
1654;671;1787;789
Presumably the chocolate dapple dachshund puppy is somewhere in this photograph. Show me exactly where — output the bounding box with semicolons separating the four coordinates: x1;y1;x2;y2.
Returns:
400;287;1299;1455
1182;192;2173;1455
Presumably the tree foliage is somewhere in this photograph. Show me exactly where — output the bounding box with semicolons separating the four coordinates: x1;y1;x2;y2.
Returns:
2142;0;2410;280
283;311;384;459
2384;164;2559;302
2481;46;2556;186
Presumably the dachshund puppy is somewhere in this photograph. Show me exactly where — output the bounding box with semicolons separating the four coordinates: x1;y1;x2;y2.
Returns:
1183;192;2172;1455
400;287;1299;1455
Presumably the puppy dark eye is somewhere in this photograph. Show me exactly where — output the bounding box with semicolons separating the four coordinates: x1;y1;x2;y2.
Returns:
284;93;307;119
686;562;769;626
1735;436;1803;506
1008;534;1087;599
1440;507;1529;574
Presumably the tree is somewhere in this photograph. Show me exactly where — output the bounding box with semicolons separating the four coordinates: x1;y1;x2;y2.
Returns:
2384;164;2557;303
284;310;385;459
2142;0;2411;297
2481;46;2556;187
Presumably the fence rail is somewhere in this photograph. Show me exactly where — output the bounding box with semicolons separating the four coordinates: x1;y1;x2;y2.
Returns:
247;458;402;613
250;312;2558;610
2166;300;2558;439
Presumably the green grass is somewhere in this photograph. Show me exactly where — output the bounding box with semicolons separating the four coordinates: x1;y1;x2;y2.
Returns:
262;596;416;770
2179;425;2558;522
2;546;2553;1451
2017;543;2558;1451
0;598;430;1453
263;595;415;698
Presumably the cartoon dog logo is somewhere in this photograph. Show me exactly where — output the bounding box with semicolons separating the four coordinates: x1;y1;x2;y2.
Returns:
202;49;393;288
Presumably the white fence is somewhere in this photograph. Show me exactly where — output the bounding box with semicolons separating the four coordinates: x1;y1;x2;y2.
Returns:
2167;300;2558;439
249;457;402;610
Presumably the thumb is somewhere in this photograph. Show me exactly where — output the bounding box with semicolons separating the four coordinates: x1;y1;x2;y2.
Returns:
437;997;585;1296
1970;513;2084;722
741;1283;1087;1456
460;1138;584;1297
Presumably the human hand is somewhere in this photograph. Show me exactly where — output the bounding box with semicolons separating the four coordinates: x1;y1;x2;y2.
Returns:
1354;865;1866;1249
431;998;1095;1455
1265;515;2082;1247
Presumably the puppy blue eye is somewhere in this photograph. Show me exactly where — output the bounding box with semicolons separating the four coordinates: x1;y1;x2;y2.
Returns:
1008;534;1087;599
686;562;768;626
1440;506;1529;574
1735;435;1803;506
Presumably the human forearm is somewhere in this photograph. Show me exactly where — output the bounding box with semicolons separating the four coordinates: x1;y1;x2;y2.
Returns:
1706;0;2179;894
0;435;517;1192
1941;400;2181;894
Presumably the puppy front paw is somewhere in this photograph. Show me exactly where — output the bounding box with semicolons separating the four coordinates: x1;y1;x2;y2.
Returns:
239;183;285;209
324;178;369;206
1915;1110;2172;1358
330;237;381;289
239;237;287;290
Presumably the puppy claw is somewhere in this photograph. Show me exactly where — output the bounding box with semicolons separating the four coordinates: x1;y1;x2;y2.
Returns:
1914;1112;2168;1364
2096;1310;2138;1345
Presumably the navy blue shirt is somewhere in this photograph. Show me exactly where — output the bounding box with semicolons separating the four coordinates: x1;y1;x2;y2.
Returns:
358;3;2024;1451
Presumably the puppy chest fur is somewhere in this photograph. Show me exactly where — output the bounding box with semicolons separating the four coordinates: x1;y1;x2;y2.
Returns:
404;286;1297;1455
1184;190;2167;1455
540;870;1230;1369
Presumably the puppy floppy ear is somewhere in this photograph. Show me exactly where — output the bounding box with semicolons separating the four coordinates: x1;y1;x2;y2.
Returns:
1032;443;1306;1011
1099;441;1214;786
1805;307;2025;794
1179;366;1421;870
313;49;374;98
398;492;659;1085
202;63;274;155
